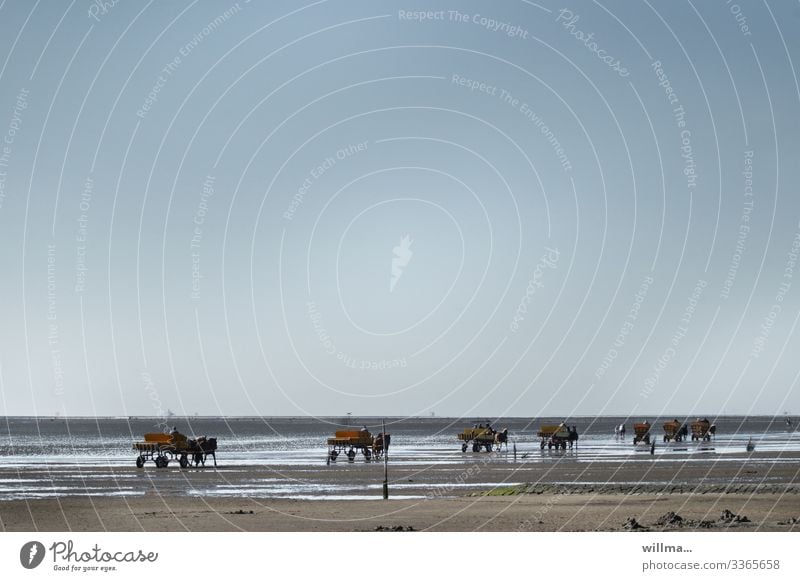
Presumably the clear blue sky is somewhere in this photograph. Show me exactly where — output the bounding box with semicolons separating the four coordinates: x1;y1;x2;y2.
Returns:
0;0;798;417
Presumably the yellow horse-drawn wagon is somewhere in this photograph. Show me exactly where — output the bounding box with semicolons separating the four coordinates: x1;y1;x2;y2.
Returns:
327;429;390;462
133;431;217;468
457;426;507;452
662;420;688;442
691;419;715;441
537;423;578;449
632;422;652;445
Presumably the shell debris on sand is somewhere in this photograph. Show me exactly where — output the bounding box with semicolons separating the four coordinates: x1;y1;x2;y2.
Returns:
623;517;646;530
636;509;751;530
373;525;415;532
654;511;684;527
718;509;750;524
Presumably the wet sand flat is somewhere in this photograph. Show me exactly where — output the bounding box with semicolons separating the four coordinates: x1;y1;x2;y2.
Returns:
1;453;799;531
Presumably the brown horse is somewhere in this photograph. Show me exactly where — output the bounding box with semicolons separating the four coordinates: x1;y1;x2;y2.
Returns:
189;436;217;467
372;433;391;459
494;428;509;451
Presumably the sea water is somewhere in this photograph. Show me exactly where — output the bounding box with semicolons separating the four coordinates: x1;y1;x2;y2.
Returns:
0;416;797;500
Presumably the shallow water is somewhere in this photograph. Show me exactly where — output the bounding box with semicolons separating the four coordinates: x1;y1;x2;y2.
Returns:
0;416;797;499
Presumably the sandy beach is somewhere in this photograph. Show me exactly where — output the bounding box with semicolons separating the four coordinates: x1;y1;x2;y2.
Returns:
2;451;798;532
3;493;799;532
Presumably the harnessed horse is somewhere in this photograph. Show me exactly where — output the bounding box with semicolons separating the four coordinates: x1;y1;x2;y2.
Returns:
189;437;217;467
494;428;509;451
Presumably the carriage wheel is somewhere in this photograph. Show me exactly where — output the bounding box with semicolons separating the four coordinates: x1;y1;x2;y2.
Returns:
154;456;166;468
347;449;356;462
136;456;145;468
485;443;493;452
179;455;189;469
472;442;480;452
364;449;372;462
329;450;338;462
461;443;468;453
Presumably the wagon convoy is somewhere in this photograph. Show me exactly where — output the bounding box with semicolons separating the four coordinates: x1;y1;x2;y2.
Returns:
133;430;217;469
631;418;716;446
327;428;390;462
133;416;723;470
457;425;508;452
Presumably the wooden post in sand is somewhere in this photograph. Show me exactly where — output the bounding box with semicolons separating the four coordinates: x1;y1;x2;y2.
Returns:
382;418;389;500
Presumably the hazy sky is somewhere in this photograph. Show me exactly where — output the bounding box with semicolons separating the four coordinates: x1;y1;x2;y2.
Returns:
0;0;799;417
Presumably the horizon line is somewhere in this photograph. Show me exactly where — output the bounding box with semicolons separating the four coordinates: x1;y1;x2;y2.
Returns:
0;413;792;420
